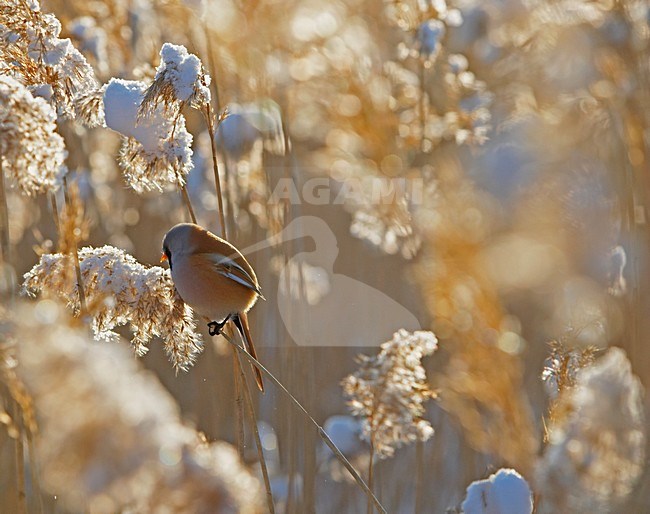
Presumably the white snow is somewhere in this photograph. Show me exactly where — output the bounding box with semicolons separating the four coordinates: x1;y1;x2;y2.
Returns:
103;78;168;153
157;43;210;104
461;468;533;514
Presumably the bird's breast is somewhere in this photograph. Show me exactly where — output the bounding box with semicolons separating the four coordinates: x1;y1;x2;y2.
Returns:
171;254;258;322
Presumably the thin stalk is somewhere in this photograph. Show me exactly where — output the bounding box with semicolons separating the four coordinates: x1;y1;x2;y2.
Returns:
233;348;245;460
167;108;197;225
26;431;44;514
237;351;276;514
204;104;227;239
223;157;236;241
302;347;316;513
285;344;297;514
180;184;197;224
49;192;59;236
0;158;10;265
220;333;387;514
367;438;374;514
415;439;424;514
286;437;296;514
63;177;86;315
200;20;221;113
13;402;26;514
0;157;15;300
419;59;426;152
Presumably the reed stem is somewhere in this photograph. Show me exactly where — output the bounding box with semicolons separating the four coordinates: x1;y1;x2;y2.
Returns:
13;402;26;514
204;104;227;240
236;351;276;514
220;333;387;514
63;176;87;316
180;184;197;224
232;348;245;460
0;157;15;300
415;439;424;514
49;192;59;236
26;431;44;514
0;158;10;266
367;438;375;514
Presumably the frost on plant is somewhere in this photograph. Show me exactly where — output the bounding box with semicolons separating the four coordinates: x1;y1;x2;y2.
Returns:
350;190;423;260
103;78;193;193
0;0;98;120
22;245;203;372
541;340;598;432
536;347;645;513
140;42;211;118
342;329;437;458
0;75;67;196
14;303;261;513
461;468;533;514
384;0;491;151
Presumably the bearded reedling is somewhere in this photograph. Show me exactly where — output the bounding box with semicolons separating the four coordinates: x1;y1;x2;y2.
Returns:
162;223;265;391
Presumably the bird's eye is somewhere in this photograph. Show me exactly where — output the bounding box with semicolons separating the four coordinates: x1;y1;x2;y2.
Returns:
164;247;173;270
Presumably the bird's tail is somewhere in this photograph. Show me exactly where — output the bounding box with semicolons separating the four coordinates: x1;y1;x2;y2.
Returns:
233;312;265;392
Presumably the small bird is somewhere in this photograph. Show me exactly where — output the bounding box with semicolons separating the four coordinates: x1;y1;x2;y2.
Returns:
161;223;265;391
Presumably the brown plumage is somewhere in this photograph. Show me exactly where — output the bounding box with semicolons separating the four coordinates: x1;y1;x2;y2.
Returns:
162;223;264;391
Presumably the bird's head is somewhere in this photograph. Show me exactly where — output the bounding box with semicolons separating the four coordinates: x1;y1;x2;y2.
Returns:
161;223;202;269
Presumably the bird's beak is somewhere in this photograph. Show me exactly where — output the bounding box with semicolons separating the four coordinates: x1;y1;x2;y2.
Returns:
160;252;168;263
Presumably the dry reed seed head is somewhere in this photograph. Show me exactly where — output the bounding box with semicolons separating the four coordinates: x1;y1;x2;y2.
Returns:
139;42;211;119
118;133;194;193
22;245;203;371
542;340;598;401
536;347;645;513
0;0;98;120
103;78;194;192
350;194;422;259
342;329;438;458
13;301;262;514
72;84;107;128
381;0;492;152
0;74;67;196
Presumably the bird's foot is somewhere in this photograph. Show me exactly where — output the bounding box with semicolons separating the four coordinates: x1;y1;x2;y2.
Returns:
207;316;231;336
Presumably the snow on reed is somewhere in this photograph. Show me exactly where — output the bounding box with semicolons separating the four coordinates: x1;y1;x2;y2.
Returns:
103;78;193;192
342;329;437;457
14;301;262;513
0;75;67;195
536;347;645;513
139;43;211;117
0;0;97;119
461;468;533;514
22;245;203;372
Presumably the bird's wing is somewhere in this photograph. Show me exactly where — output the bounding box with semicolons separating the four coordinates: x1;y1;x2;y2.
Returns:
200;252;265;299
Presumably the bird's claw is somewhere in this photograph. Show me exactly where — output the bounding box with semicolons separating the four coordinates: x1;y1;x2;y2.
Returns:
207;316;231;336
207;320;225;336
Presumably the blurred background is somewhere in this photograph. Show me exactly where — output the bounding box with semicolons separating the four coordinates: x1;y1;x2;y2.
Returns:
1;0;650;512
